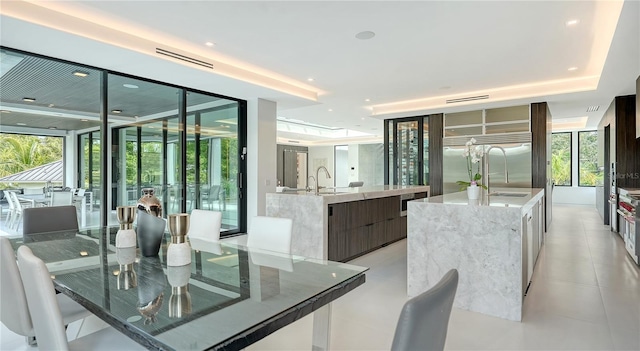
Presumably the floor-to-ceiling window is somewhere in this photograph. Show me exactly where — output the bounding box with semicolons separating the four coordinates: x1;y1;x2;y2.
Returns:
551;132;572;186
578;130;599;187
1;47;247;235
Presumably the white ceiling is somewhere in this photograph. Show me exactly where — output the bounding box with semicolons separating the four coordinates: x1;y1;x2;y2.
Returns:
1;1;638;144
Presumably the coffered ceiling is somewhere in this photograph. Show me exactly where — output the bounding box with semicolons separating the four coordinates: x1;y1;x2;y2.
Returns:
0;1;638;144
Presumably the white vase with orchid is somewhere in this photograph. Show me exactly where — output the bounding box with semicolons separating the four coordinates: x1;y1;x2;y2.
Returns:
456;138;487;198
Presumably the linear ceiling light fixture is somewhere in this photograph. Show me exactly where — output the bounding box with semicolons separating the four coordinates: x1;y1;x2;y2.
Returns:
73;70;89;77
156;48;214;69
22;97;36;102
446;95;489;104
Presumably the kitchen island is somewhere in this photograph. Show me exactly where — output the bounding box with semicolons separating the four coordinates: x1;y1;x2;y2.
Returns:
266;185;429;261
407;188;544;321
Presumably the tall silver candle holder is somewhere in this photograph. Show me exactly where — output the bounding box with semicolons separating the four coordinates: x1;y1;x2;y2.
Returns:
166;213;191;266
115;206;137;248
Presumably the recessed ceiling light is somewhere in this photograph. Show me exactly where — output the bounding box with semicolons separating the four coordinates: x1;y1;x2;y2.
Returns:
123;84;139;89
48;127;57;130
22;97;36;102
81;119;89;122
111;109;122;114
307;78;314;82
566;19;579;26
16;122;26;126
205;42;215;47
73;70;89;77
568;67;578;71
48;104;55;108
355;31;375;40
0;110;10;113
328;109;333;112
365;98;371;102
361;117;366;120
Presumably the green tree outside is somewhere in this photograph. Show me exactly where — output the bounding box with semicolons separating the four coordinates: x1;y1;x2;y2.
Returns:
0;133;63;178
551;133;571;186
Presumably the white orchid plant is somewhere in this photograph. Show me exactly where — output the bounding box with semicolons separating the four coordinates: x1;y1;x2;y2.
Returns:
456;138;487;190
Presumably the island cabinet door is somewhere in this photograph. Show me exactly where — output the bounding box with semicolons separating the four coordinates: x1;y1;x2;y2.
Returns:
328;203;349;261
328;203;348;232
385;217;407;243
328;229;348;261
348;200;374;228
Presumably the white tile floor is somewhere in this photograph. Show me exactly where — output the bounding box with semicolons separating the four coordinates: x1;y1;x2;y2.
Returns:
247;205;639;351
2;205;639;350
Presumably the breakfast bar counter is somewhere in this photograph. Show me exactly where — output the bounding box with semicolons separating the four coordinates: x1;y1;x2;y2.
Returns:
266;185;430;261
407;188;544;321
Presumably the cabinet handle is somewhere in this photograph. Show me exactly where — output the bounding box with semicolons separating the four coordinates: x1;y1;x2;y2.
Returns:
528;216;533;222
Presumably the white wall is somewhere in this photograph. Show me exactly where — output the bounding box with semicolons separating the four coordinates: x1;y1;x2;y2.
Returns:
347;144;359;184
553;186;596;205
307;145;335;188
308;143;384;188
247;98;277;227
64;132;77;188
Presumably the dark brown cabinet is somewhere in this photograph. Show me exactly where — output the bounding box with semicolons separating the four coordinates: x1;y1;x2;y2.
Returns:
328;195;411;262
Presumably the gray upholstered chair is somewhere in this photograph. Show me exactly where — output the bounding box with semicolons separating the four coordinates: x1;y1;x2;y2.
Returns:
0;237;90;346
23;205;78;235
391;269;459;351
16;245;145;350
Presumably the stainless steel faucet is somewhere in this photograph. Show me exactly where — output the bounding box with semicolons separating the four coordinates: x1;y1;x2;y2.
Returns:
306;175;316;192
315;166;332;195
483;146;509;195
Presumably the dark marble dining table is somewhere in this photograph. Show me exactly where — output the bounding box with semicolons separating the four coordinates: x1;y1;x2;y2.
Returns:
8;227;367;350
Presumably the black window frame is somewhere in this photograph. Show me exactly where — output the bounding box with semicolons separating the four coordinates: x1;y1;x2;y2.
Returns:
578;130;598;187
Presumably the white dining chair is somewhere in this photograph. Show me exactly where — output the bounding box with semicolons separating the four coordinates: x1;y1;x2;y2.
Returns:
4;190;17;227
7;191;31;230
51;191;73;206
0;237;90;346
16;245;145;351
247;216;293;254
188;209;222;241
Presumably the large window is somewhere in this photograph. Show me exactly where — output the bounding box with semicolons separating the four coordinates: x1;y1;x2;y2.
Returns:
551;132;571;186
1;47;247;235
578;131;599;187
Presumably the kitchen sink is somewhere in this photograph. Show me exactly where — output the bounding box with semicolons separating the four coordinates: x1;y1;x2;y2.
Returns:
489;192;529;197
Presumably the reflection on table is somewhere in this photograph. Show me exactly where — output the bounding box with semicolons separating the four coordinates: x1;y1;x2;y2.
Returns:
7;227;367;350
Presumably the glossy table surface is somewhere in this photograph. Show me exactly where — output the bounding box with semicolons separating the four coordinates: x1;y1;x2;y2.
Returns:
8;227;367;350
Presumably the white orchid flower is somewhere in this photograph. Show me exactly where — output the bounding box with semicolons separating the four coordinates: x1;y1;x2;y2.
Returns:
475;145;485;157
470;138;476;144
462;149;470;157
471;156;480;164
465;140;472;147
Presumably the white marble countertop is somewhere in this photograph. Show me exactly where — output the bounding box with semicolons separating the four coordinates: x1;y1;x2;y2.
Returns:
411;187;544;214
268;185;430;204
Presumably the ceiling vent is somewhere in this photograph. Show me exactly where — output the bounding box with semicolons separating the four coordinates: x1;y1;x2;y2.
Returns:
155;48;213;69
586;105;600;112
446;95;489;104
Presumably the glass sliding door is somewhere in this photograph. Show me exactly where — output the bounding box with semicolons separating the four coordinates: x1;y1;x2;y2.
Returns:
186;92;241;232
108;74;180;225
